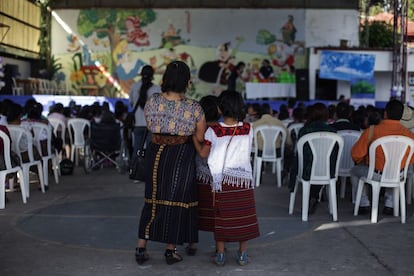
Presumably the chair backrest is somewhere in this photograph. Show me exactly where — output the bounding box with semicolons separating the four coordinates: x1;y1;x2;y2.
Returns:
31;122;53;157
67;118;91;147
8;125;36;163
90;122;121;151
48;118;66;142
297;131;344;182
288;122;304;145
0;130;13;169
337;130;361;176
253;125;287;159
367;135;414;184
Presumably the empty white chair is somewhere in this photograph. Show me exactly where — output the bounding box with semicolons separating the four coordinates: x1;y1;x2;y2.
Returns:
12;77;23;96
337;130;361;200
67;118;91;166
31;123;60;186
253;125;286;187
354;135;414;223
8;126;45;197
0;130;27;208
289;132;344;222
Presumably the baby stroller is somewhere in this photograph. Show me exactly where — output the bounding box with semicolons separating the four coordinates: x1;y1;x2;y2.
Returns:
83;121;122;173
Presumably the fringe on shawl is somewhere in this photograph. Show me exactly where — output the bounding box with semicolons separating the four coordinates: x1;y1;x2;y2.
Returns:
212;167;253;192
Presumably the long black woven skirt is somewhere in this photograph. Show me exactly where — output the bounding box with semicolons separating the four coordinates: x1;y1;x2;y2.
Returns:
138;141;198;245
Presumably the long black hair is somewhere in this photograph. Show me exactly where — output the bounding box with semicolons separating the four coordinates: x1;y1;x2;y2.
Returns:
137;65;154;109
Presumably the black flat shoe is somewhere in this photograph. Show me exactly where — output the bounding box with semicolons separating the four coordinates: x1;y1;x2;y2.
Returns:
185;246;197;256
135;247;149;265
165;249;183;265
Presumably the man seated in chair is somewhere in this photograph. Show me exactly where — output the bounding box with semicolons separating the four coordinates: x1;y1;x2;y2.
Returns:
288;103;337;214
350;99;414;215
252;103;292;179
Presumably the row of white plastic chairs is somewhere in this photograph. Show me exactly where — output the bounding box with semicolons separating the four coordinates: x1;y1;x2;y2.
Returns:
12;77;70;96
252;124;414;224
0;122;60;209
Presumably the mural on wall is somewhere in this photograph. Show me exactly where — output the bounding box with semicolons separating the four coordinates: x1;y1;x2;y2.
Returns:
52;9;307;99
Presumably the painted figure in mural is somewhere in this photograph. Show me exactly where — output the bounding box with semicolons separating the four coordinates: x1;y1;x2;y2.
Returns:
125;16;150;47
112;40;146;94
198;42;235;87
67;34;80;52
281;15;297;46
112;40;145;80
268;43;295;70
160;23;184;49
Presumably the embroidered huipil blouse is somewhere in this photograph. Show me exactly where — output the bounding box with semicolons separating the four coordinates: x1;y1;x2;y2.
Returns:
144;93;204;135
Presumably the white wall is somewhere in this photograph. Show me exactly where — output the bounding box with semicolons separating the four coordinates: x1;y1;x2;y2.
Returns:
305;9;360;48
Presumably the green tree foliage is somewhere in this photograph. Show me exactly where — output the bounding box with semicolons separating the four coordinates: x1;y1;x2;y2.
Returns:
360;20;394;48
351;80;376;94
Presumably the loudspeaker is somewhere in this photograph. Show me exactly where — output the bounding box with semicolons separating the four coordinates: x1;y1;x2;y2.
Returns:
295;69;309;101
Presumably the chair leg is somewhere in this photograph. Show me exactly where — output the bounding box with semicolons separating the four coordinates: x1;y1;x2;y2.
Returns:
302;182;310;222
371;184;380;223
393;187;399;217
354;179;364;216
276;160;282;188
43;159;49;187
400;185;406;224
329;182;338;221
22;167;30;198
0;175;6;209
53;157;59;184
288;181;298;215
37;163;45;193
17;170;27;204
255;159;262;187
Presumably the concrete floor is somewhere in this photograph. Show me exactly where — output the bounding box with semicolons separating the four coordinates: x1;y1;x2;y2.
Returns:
0;166;413;276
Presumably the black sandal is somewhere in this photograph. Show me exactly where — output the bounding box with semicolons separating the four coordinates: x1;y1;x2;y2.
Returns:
185;245;197;256
135;247;149;265
165;248;183;265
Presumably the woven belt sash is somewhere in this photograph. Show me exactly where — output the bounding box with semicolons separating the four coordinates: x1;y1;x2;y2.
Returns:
152;134;190;145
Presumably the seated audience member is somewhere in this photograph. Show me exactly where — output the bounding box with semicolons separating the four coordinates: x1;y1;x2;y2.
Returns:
400;104;414;130
253;103;292;156
350;99;414;215
48;103;68;126
288;103;337;214
245;103;261;123
331;102;360;131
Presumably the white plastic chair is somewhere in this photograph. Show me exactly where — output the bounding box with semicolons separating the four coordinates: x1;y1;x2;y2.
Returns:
253;125;286;187
0;131;27;208
31;123;60;186
48;117;66;161
8;126;45;197
289;132;344;222
287;122;304;153
337;130;361;200
353;135;414;224
12;78;23;96
67;118;91;166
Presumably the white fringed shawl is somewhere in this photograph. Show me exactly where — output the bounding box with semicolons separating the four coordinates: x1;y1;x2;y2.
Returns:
205;122;254;192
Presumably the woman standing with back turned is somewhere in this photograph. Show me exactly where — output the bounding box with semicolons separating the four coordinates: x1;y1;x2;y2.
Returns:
135;61;206;265
129;65;161;161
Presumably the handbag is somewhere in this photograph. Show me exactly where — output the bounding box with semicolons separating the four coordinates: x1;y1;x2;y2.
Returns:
129;129;148;181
